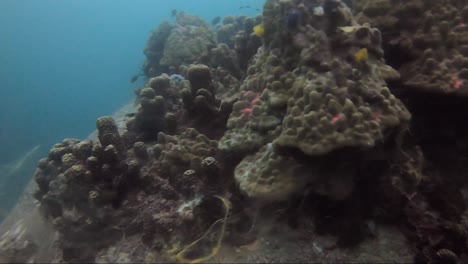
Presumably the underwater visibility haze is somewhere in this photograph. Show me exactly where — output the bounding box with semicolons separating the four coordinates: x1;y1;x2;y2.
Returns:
1;0;468;263
0;0;262;218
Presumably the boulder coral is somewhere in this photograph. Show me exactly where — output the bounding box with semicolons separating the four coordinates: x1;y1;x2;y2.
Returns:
220;0;410;201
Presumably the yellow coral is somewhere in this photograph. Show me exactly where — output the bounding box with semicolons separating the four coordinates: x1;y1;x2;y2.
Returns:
253;24;265;37
354;48;368;63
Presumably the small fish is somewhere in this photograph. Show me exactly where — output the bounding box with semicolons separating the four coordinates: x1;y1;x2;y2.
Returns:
211;16;221;25
354;48;368;63
339;26;358;33
239;6;244;9
256;8;260;11
245;5;251;8
130;75;140;83
253;24;265;37
171;9;177;17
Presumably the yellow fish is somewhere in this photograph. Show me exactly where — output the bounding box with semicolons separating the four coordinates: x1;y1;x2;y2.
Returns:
354;48;368;63
253;24;265;37
339;26;358;33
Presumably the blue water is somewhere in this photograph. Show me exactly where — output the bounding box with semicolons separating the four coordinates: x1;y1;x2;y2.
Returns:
0;0;263;162
0;0;263;213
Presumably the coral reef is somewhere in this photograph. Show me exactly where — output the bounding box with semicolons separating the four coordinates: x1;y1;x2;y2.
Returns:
216;15;263;72
143;13;215;77
354;0;468;95
159;25;214;69
221;0;410;202
352;0;468;262
33;113;228;262
130;86;167;141
1;0;467;263
180;64;234;138
33;118;142;262
143;21;175;77
144;13;263;83
234;144;311;202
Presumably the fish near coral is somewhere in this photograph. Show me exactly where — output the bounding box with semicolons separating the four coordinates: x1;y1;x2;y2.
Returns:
130;74;143;83
253;24;265;37
211;16;221;26
354;48;368;63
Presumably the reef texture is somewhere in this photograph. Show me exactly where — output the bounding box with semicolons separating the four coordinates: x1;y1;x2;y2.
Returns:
354;0;468;95
214;15;263;74
2;0;468;263
221;0;410;203
143;13;263;80
353;0;468;263
143;13;214;76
